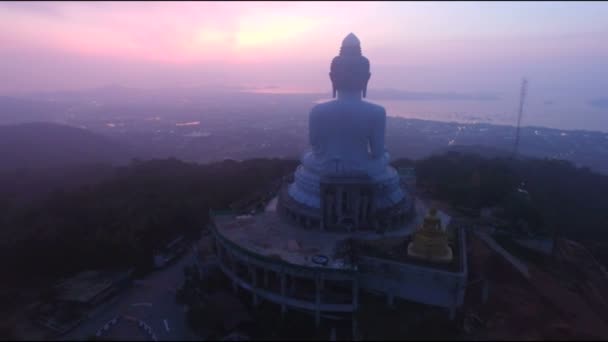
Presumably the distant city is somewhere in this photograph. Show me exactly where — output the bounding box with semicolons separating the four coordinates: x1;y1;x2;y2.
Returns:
2;85;607;174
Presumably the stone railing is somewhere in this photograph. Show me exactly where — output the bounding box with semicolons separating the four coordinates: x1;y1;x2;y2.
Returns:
94;316;121;339
136;319;158;342
94;315;158;341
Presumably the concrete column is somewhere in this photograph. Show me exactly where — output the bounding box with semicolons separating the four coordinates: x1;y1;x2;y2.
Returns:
353;192;361;229
352;314;358;341
353;278;359;310
218;240;226;267
264;269;269;288
289;275;296;296
232;279;238;294
251;266;259;307
320;195;326;231
230;252;238;294
482;278;489;304
280;272;287;317
360;197;367;224
336;187;342;221
315;275;321;328
215;240;222;263
324;196;333;231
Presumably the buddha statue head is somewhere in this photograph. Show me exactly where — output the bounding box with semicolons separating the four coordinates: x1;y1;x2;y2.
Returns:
330;33;371;98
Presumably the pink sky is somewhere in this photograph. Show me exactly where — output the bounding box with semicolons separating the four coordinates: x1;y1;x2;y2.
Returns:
1;1;607;99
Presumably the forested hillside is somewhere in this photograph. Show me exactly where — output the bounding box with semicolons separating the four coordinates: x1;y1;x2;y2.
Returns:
0;158;298;284
2;152;607;293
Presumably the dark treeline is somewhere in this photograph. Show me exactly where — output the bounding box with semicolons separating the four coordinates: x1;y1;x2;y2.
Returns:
398;152;608;243
0;158;298;286
2;151;607;292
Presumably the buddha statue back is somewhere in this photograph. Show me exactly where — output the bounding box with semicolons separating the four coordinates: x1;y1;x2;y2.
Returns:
279;33;412;232
309;98;387;173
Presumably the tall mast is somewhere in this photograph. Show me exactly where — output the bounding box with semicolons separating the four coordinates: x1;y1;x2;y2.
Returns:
513;78;528;158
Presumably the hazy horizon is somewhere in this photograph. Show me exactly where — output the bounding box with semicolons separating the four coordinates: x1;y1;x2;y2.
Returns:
1;1;608;131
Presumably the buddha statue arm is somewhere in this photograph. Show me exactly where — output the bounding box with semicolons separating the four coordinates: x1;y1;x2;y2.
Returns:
369;108;387;159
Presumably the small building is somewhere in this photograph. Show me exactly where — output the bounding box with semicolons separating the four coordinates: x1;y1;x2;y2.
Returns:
32;269;133;335
54;270;132;308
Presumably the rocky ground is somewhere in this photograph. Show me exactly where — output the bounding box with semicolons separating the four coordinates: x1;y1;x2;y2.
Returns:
463;233;608;340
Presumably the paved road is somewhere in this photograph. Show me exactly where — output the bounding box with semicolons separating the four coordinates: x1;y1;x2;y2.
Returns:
59;247;199;341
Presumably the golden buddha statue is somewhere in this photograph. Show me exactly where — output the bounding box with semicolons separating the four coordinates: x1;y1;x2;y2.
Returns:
407;208;453;263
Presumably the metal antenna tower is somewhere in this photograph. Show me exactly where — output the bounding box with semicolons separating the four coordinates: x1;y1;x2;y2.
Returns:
513;78;528;158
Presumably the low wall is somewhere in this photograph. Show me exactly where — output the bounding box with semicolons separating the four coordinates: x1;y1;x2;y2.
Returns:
358;228;467;310
358;256;466;309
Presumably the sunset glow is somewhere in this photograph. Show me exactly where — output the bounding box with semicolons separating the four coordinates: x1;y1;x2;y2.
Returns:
0;1;607;98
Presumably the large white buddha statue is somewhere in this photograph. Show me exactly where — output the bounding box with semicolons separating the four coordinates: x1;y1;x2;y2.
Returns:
287;33;405;210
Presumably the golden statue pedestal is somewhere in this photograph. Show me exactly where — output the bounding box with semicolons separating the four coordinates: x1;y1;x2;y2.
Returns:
407;208;453;263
